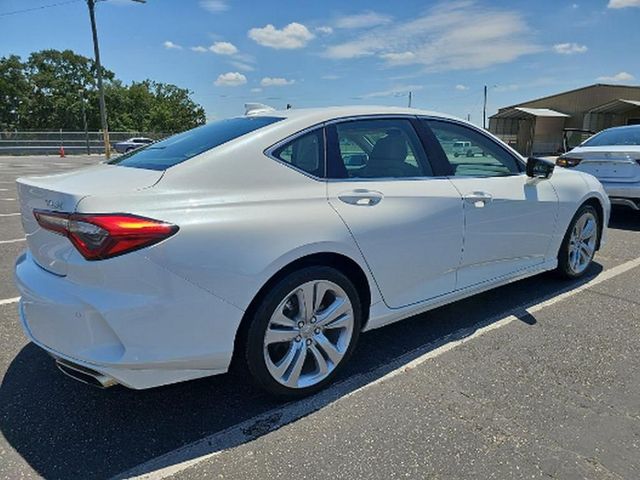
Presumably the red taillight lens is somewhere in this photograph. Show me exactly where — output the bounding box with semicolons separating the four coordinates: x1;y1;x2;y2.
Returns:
34;210;178;260
556;157;582;168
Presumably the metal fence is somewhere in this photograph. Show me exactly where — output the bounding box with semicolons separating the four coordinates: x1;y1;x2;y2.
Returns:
0;130;169;155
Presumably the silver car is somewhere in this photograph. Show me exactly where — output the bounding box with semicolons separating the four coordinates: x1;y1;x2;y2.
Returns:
558;125;640;210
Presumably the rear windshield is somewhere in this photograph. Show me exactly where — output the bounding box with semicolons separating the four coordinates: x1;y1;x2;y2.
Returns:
582;126;640;147
110;116;284;170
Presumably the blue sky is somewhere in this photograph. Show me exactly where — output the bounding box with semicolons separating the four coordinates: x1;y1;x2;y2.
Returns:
1;0;639;125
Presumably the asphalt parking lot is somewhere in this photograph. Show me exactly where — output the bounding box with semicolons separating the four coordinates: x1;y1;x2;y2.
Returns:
0;155;639;480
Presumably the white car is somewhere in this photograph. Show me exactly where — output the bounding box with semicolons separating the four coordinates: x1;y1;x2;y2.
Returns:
14;106;610;397
558;124;640;210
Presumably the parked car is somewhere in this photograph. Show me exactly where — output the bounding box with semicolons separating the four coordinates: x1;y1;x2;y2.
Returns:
113;137;154;153
557;124;640;210
452;140;485;157
15;106;610;397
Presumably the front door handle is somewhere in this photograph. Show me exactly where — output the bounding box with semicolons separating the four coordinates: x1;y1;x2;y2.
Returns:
464;191;493;208
338;189;383;206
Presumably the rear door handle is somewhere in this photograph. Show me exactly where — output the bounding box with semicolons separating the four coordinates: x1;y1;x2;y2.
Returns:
464;191;493;208
338;189;383;206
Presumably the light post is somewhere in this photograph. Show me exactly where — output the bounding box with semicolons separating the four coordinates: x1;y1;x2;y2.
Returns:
85;0;145;159
78;88;90;155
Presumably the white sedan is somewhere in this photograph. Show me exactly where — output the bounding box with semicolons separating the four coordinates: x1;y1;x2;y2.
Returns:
558;124;640;210
15;106;610;397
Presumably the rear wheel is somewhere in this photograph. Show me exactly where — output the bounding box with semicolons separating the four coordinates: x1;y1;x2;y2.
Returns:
244;266;361;397
557;204;600;278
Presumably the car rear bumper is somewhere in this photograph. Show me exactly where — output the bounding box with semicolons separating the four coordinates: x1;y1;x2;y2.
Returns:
14;250;245;389
600;181;640;199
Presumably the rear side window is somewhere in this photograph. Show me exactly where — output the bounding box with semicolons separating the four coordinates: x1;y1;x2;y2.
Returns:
272;129;324;177
110;116;284;170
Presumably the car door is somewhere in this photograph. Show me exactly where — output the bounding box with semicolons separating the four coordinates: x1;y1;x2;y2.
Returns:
424;118;559;289
325;117;464;309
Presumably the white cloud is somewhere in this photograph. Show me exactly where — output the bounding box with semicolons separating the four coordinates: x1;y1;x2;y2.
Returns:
324;2;542;72
455;84;469;90
316;26;333;35
248;22;315;49
229;60;255;72
335;11;392;29
210;41;238;55
608;0;640;8
260;77;295;87
163;40;182;50
199;0;229;13
322;74;340;80
380;51;416;63
191;46;208;53
553;42;588;54
214;72;247;87
361;84;423;99
596;71;635;83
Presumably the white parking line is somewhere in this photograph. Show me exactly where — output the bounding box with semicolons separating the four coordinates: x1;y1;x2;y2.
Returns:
1;198;16;201
0;238;25;245
0;297;20;306
0;213;20;217
114;255;640;480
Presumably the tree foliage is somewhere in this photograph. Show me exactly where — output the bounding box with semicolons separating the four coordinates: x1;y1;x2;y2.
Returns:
0;49;206;133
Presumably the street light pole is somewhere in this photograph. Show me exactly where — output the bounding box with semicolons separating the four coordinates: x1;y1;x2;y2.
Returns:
86;0;110;159
79;89;90;155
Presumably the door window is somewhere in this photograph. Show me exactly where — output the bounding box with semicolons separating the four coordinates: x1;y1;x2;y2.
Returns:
328;119;432;179
426;120;522;177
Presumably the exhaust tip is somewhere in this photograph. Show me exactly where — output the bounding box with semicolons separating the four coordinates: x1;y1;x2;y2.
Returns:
55;359;117;389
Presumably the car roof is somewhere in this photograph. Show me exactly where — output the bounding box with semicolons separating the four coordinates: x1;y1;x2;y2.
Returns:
250;105;464;124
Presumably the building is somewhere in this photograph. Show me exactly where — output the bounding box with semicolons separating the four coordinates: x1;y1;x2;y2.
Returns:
489;84;640;156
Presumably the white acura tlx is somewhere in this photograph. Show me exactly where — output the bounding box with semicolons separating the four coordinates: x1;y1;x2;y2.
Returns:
15;105;610;397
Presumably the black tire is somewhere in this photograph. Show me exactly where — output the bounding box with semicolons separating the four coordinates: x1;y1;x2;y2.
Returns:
557;204;600;279
466;150;473;157
453;153;459;157
244;266;362;398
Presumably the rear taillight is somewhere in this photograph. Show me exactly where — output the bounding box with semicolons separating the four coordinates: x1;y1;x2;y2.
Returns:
556;157;582;168
33;210;178;260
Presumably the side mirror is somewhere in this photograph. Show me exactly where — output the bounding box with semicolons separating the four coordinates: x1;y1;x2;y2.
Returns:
526;157;555;179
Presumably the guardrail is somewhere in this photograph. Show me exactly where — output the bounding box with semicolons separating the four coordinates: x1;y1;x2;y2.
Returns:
0;131;168;155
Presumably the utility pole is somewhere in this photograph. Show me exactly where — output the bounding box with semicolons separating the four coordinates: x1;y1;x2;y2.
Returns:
79;89;90;155
408;91;412;108
86;0;110;159
483;85;488;130
85;0;145;159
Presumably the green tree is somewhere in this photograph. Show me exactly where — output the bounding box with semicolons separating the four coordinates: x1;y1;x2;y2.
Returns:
0;55;30;130
0;49;206;133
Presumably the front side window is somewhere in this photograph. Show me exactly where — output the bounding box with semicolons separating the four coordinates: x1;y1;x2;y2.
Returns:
427;120;522;177
110;116;284;171
272;129;324;177
328;118;432;179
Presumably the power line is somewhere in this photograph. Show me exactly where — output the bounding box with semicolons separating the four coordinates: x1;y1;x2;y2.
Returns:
0;0;81;17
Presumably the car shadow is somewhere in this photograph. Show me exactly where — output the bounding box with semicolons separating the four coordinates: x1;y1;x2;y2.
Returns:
609;206;640;232
0;263;603;480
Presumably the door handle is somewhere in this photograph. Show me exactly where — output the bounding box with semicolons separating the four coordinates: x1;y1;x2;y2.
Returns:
464;191;493;208
338;190;383;206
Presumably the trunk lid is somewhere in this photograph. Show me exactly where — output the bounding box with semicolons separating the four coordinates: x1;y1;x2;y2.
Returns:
569;146;640;183
16;164;163;275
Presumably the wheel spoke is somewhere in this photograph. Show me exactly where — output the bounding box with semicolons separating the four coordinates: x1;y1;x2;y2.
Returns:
264;327;298;345
313;281;330;312
285;343;308;387
581;219;596;240
308;344;329;377
580;241;595;257
315;332;343;365
270;343;299;378
316;298;350;328
270;311;297;328
296;283;315;321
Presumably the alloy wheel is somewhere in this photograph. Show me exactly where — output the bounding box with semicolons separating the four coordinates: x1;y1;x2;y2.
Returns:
568;211;597;275
263;280;354;389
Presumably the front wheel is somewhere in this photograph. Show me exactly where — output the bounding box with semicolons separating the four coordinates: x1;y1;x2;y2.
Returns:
244;266;362;397
557;204;600;278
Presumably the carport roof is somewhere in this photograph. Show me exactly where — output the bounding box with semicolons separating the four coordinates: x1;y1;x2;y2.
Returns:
491;107;570;119
588;99;640;114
